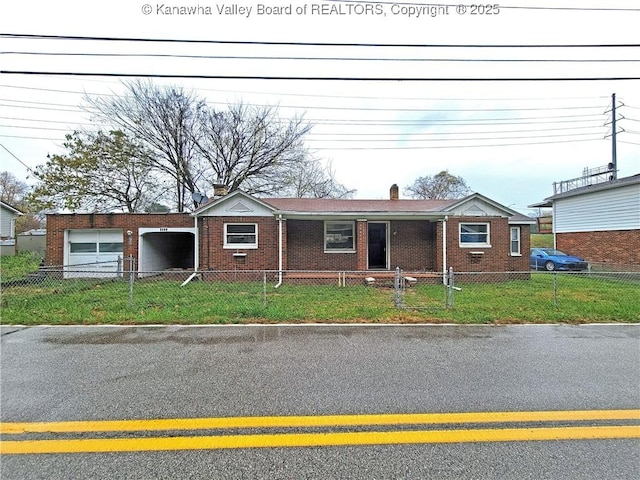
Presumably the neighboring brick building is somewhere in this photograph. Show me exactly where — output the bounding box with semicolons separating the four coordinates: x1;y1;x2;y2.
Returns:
531;174;640;267
46;186;534;277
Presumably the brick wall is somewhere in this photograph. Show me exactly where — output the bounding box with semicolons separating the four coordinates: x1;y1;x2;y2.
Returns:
286;220;358;270
198;216;280;270
389;220;437;271
285;219;438;271
437;217;530;272
47;213;534;273
46;213;193;266
557;230;640;265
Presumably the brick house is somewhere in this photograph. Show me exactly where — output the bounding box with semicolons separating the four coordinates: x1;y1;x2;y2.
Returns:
531;174;640;267
45;185;534;278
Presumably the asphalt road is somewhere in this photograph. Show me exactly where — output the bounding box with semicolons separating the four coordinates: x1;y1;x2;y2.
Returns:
1;324;639;479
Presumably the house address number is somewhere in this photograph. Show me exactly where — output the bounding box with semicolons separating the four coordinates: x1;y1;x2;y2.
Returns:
160;228;168;231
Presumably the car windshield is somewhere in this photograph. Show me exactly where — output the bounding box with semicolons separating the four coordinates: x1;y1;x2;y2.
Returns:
540;249;567;256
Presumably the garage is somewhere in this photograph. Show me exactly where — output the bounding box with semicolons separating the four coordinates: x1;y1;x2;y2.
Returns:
64;229;124;278
138;228;196;276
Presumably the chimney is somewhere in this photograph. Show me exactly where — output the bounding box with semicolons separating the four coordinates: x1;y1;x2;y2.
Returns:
390;184;399;200
213;184;229;196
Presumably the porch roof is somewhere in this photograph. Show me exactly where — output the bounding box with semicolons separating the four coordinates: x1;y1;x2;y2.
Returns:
261;198;457;216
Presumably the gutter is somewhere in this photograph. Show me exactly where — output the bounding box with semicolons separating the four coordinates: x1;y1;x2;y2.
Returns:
181;216;200;287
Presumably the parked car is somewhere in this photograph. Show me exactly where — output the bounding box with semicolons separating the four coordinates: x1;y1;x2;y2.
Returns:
530;248;589;271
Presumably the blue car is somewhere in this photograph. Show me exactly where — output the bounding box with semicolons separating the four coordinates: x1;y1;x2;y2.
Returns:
530;248;589;271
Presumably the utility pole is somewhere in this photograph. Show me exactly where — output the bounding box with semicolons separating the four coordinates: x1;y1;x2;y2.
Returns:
611;93;618;180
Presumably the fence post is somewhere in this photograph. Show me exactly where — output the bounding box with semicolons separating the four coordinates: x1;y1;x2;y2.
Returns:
553;272;558;308
128;255;135;307
447;267;455;308
394;267;402;308
263;271;267;308
117;255;123;278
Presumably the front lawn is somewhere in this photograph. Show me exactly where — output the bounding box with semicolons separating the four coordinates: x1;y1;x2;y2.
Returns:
1;273;638;324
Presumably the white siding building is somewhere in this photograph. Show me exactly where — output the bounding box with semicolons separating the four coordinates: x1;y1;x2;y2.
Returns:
533;174;640;266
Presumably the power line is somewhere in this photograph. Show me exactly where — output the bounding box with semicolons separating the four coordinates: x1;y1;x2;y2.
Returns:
0;144;37;173
0;96;610;115
0;102;87;113
0;132;606;149
2;122;606;137
310;137;606;150
306;132;605;143
0;101;609;125
308;115;607;125
4;51;640;64
0;134;63;140
0;82;612;104
2;33;639;49
0;124;83;132
307;125;607;136
2;71;639;81
0;116;101;127
2;96;606;112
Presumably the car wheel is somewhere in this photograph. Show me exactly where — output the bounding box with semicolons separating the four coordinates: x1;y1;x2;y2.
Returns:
545;261;556;271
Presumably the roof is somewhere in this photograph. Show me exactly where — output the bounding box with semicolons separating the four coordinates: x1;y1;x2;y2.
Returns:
193;190;532;221
0;201;24;215
530;173;640;207
261;197;457;214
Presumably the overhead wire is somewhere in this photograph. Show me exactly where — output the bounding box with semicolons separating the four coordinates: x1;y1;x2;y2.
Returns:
3;51;640;64
2;33;640;48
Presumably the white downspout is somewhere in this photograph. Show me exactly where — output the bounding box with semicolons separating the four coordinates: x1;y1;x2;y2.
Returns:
275;214;283;288
442;216;448;285
181;216;200;287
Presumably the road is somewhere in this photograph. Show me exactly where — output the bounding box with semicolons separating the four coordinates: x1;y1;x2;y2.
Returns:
1;324;639;479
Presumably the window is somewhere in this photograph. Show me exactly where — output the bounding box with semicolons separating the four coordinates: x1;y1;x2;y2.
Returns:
510;227;521;255
70;242;97;253
325;221;355;252
459;223;490;247
99;242;124;253
224;223;258;248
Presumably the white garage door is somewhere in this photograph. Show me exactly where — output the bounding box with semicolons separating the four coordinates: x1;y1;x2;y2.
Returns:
65;229;123;278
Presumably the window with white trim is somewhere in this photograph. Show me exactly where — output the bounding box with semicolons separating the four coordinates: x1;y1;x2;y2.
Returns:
459;222;490;247
325;221;355;252
69;242;123;254
510;227;521;255
224;223;258;249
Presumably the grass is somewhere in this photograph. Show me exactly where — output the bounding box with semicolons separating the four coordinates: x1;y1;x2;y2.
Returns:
0;251;42;283
1;273;638;325
530;234;554;248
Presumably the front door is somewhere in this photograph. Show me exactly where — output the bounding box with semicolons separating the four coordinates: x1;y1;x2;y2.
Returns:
368;222;388;269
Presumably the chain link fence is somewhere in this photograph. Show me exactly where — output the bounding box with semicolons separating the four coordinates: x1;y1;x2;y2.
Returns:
2;256;639;323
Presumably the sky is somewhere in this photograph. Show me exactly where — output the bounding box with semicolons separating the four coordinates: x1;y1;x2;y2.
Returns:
1;0;640;215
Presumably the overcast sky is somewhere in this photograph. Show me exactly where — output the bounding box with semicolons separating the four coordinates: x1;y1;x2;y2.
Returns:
1;0;640;213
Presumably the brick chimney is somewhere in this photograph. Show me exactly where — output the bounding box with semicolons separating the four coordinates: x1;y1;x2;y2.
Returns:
390;184;399;200
213;184;229;196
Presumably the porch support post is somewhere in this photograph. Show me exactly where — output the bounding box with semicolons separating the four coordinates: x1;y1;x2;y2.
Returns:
279;215;287;271
356;219;368;271
193;216;199;271
442;215;448;285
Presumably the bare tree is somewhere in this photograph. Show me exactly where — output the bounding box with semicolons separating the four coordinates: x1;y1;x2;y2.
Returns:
86;80;206;211
0;171;28;206
278;158;356;198
404;170;472;199
86;81;354;205
195;103;313;195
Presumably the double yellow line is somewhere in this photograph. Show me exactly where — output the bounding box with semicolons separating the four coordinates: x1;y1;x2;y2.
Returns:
2;409;639;454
